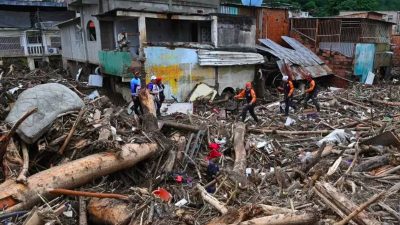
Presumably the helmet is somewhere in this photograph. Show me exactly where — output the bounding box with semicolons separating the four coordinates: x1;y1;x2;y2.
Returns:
150;75;157;80
282;76;289;81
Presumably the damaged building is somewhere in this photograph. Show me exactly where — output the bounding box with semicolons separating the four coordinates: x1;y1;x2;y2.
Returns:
58;0;265;102
0;0;74;70
290;16;394;87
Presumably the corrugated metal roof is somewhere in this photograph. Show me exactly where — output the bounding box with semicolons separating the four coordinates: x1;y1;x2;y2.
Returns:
258;36;332;80
198;50;265;66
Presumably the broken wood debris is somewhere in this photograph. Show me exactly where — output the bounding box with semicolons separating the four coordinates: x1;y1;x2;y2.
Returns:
0;68;400;225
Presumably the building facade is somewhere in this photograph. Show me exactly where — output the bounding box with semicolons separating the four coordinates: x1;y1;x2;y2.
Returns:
0;0;75;70
339;11;400;34
59;0;265;102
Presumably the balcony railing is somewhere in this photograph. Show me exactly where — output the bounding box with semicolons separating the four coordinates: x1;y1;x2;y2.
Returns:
27;44;45;55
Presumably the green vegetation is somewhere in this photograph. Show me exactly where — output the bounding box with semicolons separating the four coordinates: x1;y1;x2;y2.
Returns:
223;0;400;16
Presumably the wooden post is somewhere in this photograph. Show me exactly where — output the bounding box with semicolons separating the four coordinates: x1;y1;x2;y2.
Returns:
138;88;158;131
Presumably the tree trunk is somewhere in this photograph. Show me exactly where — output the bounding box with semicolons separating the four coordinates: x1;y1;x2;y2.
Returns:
161;121;200;132
0;143;158;212
231;212;318;225
138;89;158;131
233;122;246;175
314;181;380;225
354;154;390;172
88;198;133;225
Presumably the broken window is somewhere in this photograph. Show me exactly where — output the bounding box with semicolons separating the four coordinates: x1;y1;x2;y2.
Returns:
146;18;211;44
87;20;96;41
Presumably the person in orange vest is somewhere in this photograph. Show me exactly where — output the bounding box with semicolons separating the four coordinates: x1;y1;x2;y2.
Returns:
278;75;297;116
303;75;320;112
234;82;259;123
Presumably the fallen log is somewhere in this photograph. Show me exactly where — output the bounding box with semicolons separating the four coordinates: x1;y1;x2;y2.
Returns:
0;143;158;212
334;182;400;225
79;196;88;225
233;122;246;175
88;198;133;225
161;121;201;132
248;129;331;135
370;99;400;107
314;181;380;225
138;89;158;131
354;154;390;172
16;142;29;184
197;183;228;215
336;96;370;111
230;212;318;225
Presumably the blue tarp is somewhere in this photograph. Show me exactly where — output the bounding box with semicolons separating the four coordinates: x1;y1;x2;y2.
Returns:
354;43;375;83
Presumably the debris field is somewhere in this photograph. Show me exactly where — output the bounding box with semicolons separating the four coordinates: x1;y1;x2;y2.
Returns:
1;68;400;225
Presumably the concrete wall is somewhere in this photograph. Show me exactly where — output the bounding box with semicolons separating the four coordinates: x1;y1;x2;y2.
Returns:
60;21;86;62
217;15;256;49
82;5;101;64
101;0;219;15
144;46;255;101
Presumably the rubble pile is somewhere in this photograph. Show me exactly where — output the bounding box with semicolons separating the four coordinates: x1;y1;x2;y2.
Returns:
1;69;400;225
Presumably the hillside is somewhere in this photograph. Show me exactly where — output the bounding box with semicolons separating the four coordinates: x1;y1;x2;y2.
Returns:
222;0;400;16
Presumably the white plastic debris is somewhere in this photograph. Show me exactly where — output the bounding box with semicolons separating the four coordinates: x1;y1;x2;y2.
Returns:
246;168;252;177
7;84;23;94
285;117;296;126
175;198;188;207
256;141;267;149
317;129;355;147
215;137;227;146
299;152;313;164
63;210;73;218
86;90;100;100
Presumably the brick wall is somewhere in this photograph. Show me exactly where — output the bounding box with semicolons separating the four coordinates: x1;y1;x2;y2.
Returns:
290;31;353;88
392;35;400;67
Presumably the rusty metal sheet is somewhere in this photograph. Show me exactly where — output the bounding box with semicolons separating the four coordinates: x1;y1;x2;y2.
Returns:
282;36;324;65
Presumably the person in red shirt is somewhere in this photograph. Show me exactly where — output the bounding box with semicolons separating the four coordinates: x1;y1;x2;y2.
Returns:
234;82;259;123
303;75;320;112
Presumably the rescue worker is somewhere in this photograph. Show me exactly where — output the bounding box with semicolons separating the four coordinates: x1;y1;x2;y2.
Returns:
234;82;259;123
303;75;320;112
147;76;161;116
130;71;143;115
278;76;296;116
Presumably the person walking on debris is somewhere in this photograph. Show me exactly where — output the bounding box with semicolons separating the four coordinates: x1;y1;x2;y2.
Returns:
130;71;143;115
278;75;297;116
303;75;320;112
147;76;161;117
156;77;165;107
234;82;259;123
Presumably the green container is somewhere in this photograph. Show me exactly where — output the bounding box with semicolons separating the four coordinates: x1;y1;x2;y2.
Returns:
98;51;133;78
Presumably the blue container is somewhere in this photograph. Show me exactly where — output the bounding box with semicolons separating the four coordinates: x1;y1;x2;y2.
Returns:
241;0;263;6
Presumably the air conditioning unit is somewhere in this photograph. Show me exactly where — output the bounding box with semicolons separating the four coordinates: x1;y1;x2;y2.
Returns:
48;48;59;54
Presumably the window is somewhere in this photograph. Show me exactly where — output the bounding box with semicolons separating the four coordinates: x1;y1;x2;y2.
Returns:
26;31;42;44
388;15;394;22
87;20;96;41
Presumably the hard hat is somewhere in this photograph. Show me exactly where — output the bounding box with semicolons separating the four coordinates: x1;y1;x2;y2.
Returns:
282;76;289;81
151;75;157;80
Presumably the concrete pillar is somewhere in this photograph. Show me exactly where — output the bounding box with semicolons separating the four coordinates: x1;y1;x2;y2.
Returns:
138;15;146;59
27;57;35;70
211;16;218;48
22;32;28;56
42;33;49;55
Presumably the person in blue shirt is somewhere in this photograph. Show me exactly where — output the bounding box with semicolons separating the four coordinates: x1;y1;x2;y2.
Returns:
130;71;143;115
